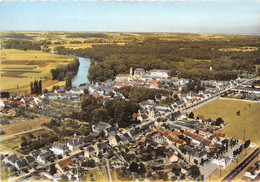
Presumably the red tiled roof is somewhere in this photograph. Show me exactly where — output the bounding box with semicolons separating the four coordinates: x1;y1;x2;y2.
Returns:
57;159;72;170
168;136;186;145
166;151;175;159
201;139;212;147
172;130;181;136
184;131;204;142
154;126;163;134
114;83;131;88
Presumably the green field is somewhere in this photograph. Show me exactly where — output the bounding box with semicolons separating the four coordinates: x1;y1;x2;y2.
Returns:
193;99;260;145
0;128;49;155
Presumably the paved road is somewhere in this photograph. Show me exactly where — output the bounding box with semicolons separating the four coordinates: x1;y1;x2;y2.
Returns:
222;147;259;182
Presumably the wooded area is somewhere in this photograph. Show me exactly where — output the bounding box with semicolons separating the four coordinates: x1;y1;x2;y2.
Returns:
54;36;260;82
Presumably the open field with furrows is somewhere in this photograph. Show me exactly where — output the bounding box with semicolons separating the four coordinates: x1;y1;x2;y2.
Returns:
0;49;73;92
0;117;51;137
193;99;260;145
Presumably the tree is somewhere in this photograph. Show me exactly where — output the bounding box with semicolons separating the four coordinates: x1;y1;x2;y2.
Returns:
236;110;240;116
65;76;72;90
172;167;181;176
34;80;39;94
39;80;42;94
49;164;57;175
129;162;138;173
30;82;34;94
188;112;194;119
190;165;200;179
215;117;224;126
138;162;146;175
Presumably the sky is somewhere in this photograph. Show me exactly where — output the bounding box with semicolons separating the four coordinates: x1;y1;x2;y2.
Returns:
1;0;260;34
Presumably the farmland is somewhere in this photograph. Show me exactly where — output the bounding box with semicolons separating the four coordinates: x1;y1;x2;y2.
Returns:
0;128;50;155
0;117;51;137
0;49;74;93
193;99;260;145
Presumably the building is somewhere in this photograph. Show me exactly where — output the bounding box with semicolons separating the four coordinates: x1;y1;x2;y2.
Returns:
56;159;73;173
51;143;66;156
92;122;112;133
148;69;170;78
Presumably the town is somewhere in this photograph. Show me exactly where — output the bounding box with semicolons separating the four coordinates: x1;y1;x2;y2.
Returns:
1;68;259;182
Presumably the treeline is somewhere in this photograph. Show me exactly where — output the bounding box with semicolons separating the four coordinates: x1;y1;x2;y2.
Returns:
70;95;140;128
30;80;42;95
0;33;31;39
66;33;108;38
116;87;171;103
2;39;41;51
53;37;260;82
50;58;79;83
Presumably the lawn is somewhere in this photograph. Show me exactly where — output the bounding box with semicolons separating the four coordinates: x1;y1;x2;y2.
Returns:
193;99;260;145
0;49;74;92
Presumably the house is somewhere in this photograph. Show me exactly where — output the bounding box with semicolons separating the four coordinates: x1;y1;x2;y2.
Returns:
244;166;260;180
166;151;178;162
51;143;66;156
114;74;130;82
114;83;131;88
37;151;54;164
134;68;146;77
92;122;111;133
0;100;5;111
84;147;96;158
148;69;170;78
4;154;18;166
97;141;109;154
67;139;82;152
184;131;204;145
56;159;73;172
200;139;212;148
132;113;143;122
30;150;41;158
24;156;35;165
139;99;157;109
171;111;181;120
14;158;29;170
53;172;72;182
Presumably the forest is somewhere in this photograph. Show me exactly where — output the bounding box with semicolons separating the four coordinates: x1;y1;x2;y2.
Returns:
54;36;260;82
2;39;41;51
70;95;140;128
116;87;171;103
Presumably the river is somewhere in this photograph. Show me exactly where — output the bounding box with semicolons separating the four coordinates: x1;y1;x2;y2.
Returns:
49;52;90;87
71;56;90;87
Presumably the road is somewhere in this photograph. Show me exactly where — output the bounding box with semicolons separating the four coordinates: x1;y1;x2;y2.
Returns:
221;147;259;182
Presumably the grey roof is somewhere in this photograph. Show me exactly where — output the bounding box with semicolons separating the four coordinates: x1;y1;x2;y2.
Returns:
97;141;109;151
94;122;111;130
25;156;35;164
38;151;54;160
16;158;28;169
7;154;18;163
30;150;41;158
52;143;65;150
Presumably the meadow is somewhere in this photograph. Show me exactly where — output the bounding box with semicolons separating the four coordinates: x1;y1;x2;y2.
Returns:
0;49;73;94
193;99;260;145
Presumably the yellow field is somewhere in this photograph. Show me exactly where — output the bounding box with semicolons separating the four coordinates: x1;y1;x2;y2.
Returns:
218;46;258;52
0;49;73;92
193;99;260;145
